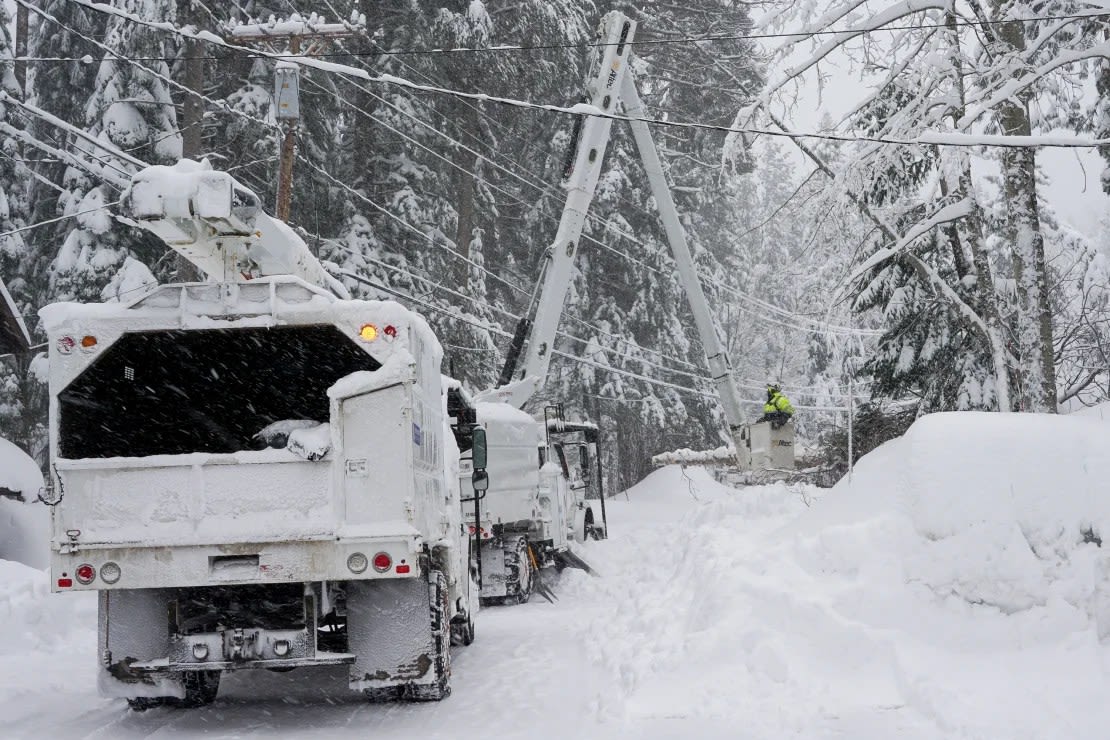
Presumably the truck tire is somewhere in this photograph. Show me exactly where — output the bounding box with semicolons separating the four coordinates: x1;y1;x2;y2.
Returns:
126;670;220;711
450;613;475;646
180;670;221;707
126;697;167;712
505;536;534;605
584;508;596;541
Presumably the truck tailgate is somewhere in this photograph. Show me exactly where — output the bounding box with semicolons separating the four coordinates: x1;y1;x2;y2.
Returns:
54;450;334;547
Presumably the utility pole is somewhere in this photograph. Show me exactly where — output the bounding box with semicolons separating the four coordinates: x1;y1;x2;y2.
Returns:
229;15;361;222
15;3;27;97
178;7;206;282
181;37;205;160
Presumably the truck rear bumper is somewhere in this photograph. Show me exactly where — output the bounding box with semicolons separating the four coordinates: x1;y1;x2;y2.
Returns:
53;534;421;592
130;653;356;673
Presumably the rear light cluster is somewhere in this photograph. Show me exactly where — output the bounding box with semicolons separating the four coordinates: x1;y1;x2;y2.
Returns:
467;524;492;539
357;324;399;343
346;551;410;575
57;561;121;589
56;335;99;355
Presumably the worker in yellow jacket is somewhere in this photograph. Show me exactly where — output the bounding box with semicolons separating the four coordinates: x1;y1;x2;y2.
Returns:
759;384;794;429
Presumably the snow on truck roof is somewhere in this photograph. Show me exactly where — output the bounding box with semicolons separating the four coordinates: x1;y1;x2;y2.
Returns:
475;401;545;445
39;277;443;395
39;275;441;356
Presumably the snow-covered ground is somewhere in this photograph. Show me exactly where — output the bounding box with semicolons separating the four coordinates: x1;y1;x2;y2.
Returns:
4;410;1110;738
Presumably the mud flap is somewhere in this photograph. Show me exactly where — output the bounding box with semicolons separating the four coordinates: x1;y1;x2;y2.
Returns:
478;541;508;600
99;589;184;700
347;575;448;697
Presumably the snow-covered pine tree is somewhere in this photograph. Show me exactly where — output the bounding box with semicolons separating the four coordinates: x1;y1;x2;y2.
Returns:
0;2;42;457
743;0;1110;414
49;0;180;302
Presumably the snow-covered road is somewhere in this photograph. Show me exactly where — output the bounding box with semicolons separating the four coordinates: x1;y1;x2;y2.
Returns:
5;438;1110;738
0;471;835;739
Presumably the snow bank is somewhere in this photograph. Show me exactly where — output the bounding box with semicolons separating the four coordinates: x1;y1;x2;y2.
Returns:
804;411;1110;620
568;413;1110;737
0;438;47;570
0;436;41;499
1071;400;1110;422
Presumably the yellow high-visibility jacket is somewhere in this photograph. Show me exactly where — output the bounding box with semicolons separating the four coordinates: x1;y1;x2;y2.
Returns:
763;390;794;416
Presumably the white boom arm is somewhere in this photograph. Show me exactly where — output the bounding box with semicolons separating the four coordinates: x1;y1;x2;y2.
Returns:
124;160;349;298
618;73;749;434
483;12;637;407
485;11;749;454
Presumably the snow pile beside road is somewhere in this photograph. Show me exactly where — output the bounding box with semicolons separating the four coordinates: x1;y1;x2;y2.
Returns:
0;560;91;655
0;438;48;569
0;559;99;728
807;411;1110;624
572;412;1110;737
0;436;42;499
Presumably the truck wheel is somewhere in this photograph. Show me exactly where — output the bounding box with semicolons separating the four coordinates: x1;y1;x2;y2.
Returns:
450;613;475;646
125;670;220;711
364;686;402;702
180;670;221;707
126;697;168;712
506;537;534;605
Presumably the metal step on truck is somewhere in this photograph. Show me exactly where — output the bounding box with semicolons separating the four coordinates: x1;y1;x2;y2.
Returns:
39;161;479;708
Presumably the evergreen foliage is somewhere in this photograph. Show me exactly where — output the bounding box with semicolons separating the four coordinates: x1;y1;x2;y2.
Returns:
2;0;1107;486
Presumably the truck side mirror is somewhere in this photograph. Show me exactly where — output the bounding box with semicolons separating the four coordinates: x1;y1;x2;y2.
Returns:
578;444;591;481
472;469;489;493
471;428;488;470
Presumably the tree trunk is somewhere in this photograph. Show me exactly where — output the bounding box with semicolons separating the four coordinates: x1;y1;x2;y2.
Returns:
15;4;27;98
181;38;204;159
991;1;1056;412
453;108;479;293
945;6;1011;411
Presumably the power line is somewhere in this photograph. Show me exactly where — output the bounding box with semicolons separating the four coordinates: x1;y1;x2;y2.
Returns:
65;0;1110;150
29;8;1110;61
0;199;123;240
14;21;714;384
30;3;873;395
319;230;864;400
306;62;875;345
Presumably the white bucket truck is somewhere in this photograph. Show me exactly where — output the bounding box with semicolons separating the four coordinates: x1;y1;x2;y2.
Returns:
40;161;476;708
455;400;604;605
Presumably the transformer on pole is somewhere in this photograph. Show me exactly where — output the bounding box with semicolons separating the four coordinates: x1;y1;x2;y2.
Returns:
228;15;362;223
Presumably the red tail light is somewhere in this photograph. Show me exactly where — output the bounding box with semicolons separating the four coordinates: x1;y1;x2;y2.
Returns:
372;552;392;572
57;577;73;588
396;561;411;574
75;564;96;585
